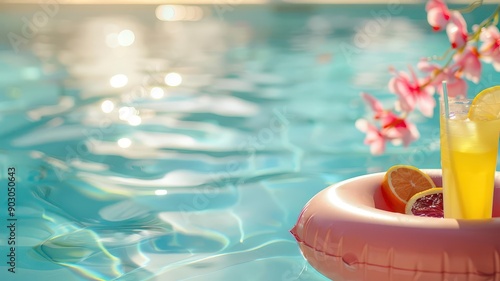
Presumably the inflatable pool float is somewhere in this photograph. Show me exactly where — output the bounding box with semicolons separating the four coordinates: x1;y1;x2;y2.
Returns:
291;169;500;281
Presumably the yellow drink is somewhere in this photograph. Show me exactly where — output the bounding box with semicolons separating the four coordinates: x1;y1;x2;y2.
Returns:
440;104;500;219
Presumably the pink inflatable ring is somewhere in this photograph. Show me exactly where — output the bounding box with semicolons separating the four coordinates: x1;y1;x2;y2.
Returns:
291;169;500;281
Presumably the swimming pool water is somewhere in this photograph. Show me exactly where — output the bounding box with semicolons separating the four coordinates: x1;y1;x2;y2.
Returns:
0;3;499;281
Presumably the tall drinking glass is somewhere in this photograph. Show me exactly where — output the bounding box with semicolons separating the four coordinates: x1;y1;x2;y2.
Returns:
440;98;500;219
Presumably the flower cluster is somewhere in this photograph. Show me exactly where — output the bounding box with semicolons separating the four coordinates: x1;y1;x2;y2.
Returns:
356;0;500;155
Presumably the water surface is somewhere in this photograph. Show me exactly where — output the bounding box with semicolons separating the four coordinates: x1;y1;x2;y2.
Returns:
0;3;499;281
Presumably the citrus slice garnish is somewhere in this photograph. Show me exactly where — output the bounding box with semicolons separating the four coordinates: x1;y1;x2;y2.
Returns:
468;85;500;121
381;165;436;213
405;187;443;218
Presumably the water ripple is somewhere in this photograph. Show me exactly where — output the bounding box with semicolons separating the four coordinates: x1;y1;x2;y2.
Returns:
0;4;474;281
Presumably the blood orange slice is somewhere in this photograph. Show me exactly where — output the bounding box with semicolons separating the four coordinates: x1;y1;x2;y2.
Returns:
381;165;436;213
405;188;444;218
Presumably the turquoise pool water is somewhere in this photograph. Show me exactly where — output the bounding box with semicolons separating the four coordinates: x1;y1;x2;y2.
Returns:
0;3;499;281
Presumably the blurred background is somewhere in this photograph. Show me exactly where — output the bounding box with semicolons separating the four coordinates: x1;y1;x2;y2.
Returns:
1;0;499;3
0;1;499;281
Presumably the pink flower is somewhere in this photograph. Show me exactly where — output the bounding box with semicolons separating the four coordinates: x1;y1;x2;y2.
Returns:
356;119;386;155
426;1;468;49
388;67;435;117
361;92;414;128
417;60;468;98
446;11;468;49
361;92;385;118
355;117;420;155
382;116;420;147
426;0;450;31
442;76;467;98
453;46;481;83
417;59;446;81
362;92;396;127
479;25;500;71
358;93;421;154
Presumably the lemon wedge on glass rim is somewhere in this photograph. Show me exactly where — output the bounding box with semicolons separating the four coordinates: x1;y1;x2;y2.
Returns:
468;86;500;121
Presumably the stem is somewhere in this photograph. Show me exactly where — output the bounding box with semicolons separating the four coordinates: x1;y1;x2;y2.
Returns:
420;5;500;89
419;51;458;89
456;0;483;14
470;5;500;41
381;112;408;130
382;5;500;130
428;47;454;61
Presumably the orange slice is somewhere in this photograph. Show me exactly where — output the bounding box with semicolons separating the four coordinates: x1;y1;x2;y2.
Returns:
381;165;436;213
468;85;500;121
405;188;443;218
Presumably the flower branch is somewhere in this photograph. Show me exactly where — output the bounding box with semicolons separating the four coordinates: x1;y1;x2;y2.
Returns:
357;0;500;155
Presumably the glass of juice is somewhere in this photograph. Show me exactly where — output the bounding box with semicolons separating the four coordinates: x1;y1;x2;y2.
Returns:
440;98;500;219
